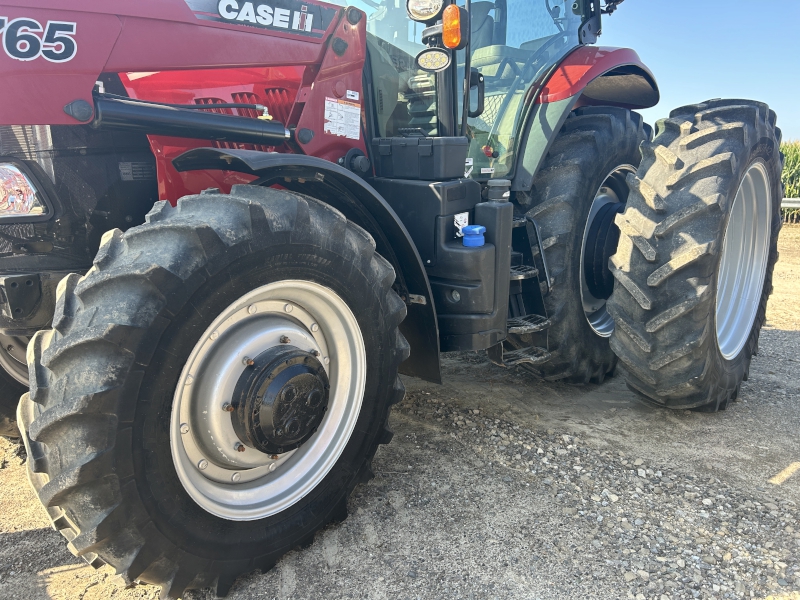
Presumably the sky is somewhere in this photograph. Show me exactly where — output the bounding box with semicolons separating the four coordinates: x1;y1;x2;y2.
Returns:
599;0;800;141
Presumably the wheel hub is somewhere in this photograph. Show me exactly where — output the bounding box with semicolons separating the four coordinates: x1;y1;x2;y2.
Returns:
583;200;625;300
580;165;636;337
232;346;330;454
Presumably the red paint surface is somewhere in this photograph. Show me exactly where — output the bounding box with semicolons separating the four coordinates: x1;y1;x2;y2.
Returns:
0;1;369;203
536;46;654;104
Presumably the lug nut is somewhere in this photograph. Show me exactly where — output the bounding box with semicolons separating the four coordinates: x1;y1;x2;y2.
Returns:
180;423;189;434
231;472;241;482
268;463;276;472
197;459;208;470
311;323;319;332
284;304;293;313
280;335;291;344
270;454;279;460
312;350;321;357
235;442;246;452
222;402;234;412
242;356;254;366
248;304;257;314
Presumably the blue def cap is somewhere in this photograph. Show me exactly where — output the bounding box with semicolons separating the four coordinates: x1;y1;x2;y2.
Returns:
462;225;486;247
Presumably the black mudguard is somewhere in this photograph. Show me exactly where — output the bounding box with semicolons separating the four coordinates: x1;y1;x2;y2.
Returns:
173;148;441;384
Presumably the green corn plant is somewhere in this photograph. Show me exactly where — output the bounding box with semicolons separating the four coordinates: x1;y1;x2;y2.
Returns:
782;141;800;199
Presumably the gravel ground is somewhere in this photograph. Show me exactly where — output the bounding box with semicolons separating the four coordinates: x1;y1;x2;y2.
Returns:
1;228;799;600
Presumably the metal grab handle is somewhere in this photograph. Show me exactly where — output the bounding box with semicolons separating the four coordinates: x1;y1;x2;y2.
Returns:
468;69;485;119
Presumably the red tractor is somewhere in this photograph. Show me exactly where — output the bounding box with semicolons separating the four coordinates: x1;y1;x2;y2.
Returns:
0;0;783;597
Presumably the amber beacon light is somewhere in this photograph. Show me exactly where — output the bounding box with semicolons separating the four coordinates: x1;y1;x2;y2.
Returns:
442;4;467;50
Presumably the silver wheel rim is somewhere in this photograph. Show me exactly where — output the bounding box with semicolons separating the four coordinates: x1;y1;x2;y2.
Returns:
715;161;772;361
580;165;636;337
170;280;366;521
0;333;29;385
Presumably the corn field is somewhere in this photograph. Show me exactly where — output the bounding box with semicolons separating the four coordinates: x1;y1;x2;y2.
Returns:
782;141;800;224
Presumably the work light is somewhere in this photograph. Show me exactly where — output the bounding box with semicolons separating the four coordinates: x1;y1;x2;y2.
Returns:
0;164;48;220
406;0;445;22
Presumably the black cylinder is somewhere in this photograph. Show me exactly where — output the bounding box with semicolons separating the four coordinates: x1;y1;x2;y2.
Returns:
92;95;290;145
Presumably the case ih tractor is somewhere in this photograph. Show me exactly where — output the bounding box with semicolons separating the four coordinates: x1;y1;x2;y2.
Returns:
0;0;783;596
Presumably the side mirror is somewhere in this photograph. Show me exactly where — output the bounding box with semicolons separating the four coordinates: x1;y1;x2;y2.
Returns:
468;69;484;119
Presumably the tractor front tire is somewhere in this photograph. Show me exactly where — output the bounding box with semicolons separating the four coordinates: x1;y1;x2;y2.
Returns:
509;106;649;383
607;99;783;411
18;185;408;598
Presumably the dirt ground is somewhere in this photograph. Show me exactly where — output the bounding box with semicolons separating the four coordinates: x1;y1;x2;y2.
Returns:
1;228;799;600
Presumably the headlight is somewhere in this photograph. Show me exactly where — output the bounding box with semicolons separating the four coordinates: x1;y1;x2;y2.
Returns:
407;0;445;22
0;164;48;219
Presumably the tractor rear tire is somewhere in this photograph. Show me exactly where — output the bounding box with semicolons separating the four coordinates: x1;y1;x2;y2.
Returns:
0;366;24;439
18;185;408;598
606;99;783;411
508;106;649;383
0;336;28;438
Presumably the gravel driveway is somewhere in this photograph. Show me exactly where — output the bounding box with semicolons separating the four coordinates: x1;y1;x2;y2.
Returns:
1;229;799;600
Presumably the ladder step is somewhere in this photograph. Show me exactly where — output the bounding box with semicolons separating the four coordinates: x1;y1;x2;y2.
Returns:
502;346;552;367
510;265;538;280
507;315;551;335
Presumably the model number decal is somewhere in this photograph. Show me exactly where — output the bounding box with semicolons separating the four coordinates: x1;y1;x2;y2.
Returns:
0;17;77;63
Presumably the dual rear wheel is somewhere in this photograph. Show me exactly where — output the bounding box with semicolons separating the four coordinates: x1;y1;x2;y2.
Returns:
513;100;781;412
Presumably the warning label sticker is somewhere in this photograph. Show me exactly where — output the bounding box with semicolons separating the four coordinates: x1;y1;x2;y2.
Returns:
324;97;361;140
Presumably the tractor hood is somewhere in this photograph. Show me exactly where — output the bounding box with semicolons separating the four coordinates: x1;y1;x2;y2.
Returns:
0;0;345;125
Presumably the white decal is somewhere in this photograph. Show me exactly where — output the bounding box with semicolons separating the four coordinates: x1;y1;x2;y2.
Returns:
0;17;77;62
454;212;469;238
346;90;359;101
218;0;239;19
464;157;473;177
481;167;495;174
273;7;290;27
324;97;361;140
216;1;314;31
236;2;257;23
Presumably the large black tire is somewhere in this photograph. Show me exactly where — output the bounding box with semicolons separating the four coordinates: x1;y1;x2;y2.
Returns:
508;107;649;383
18;185;408;598
0;366;24;439
606;99;783;411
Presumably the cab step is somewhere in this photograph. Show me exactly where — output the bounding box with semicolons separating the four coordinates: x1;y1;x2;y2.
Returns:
507;314;551;335
488;342;551;368
510;265;538;280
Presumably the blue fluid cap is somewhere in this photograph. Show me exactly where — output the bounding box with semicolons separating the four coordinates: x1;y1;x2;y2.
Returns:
462;224;486;247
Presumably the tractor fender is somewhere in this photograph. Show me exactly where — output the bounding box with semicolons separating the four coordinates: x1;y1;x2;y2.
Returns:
172;147;442;384
512;46;659;192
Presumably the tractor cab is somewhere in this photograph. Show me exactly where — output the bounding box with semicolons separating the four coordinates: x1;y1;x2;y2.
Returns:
338;0;584;179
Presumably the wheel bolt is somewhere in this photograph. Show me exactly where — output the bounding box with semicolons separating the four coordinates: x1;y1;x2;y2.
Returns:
284;304;293;313
197;459;208;470
235;442;246;453
242;356;254;366
270;454;279;460
268;463;276;472
180;423;189;434
231;472;241;482
312;350;321;357
248;304;257;314
222;402;234;412
209;331;219;340
280;335;291;344
324;357;330;365
311;323;319;332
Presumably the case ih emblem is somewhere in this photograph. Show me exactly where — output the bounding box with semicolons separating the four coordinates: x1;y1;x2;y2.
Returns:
185;0;336;38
